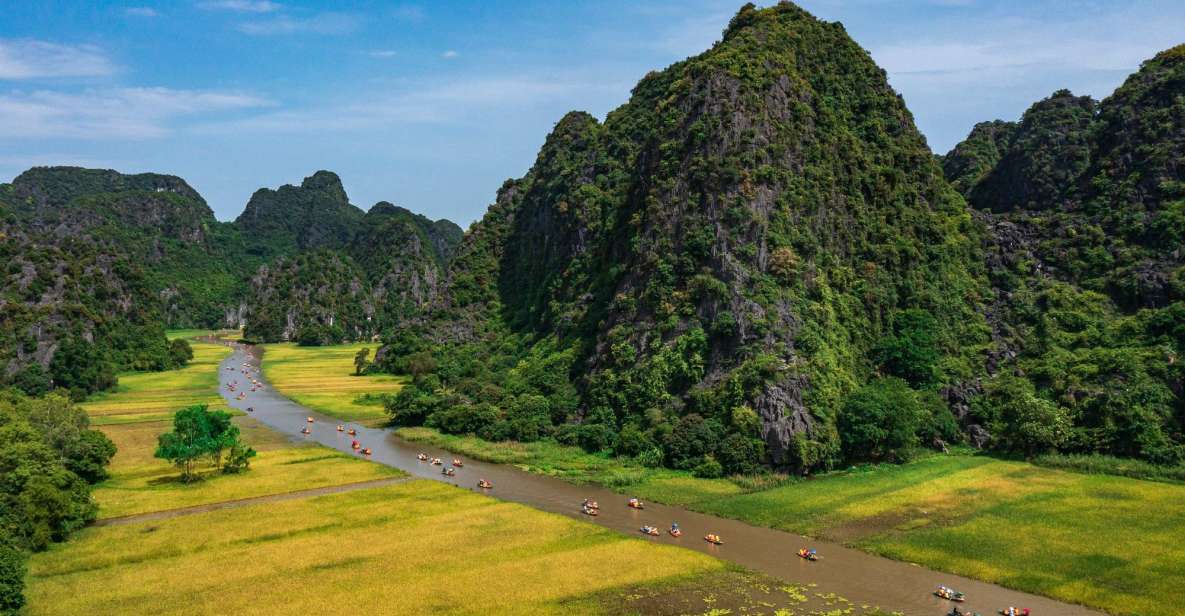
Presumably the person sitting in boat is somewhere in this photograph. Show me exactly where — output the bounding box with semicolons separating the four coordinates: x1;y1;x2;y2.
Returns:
670;522;679;532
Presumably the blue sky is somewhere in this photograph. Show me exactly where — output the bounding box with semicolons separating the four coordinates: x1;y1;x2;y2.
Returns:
1;1;1182;225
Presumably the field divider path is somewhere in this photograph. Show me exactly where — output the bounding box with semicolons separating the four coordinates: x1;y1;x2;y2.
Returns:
94;477;412;527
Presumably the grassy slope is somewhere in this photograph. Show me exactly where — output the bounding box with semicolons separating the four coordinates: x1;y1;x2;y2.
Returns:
260;342;404;423
397;427;1185;616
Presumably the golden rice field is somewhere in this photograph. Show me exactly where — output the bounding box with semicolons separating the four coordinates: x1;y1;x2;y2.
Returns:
81;340;233;425
93;441;401;519
28;481;724;616
260;342;405;423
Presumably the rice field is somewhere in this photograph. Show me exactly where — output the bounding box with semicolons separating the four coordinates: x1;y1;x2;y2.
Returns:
398;426;1185;616
27;481;725;615
82;340;233;424
260;343;405;423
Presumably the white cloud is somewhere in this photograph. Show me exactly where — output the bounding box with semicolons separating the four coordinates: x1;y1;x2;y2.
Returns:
209;76;614;134
124;7;159;17
197;0;280;13
368;50;398;58
0;87;271;139
441;50;458;59
0;39;117;80
237;12;359;35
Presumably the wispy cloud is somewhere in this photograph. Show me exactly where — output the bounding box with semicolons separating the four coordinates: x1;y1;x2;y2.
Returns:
124;7;159;17
0;87;271;139
197;0;280;13
237;12;359;35
441;50;458;59
368;50;398;58
209;76;614;133
0;39;117;80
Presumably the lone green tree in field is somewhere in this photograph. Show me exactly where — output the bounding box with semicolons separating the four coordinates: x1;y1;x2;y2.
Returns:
155;405;255;482
354;347;371;375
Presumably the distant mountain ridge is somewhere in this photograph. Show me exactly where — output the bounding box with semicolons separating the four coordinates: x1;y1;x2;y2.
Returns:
0;166;460;392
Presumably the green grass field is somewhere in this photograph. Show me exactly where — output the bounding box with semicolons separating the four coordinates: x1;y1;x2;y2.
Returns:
82;340;233;424
398;427;1185;616
260;343;405;423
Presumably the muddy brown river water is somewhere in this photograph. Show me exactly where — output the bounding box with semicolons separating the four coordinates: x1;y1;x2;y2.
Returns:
217;342;1103;616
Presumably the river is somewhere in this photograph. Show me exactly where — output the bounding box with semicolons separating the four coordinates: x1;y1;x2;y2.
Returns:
216;341;1102;616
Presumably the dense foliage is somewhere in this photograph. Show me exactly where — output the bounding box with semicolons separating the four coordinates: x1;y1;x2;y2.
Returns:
155;405;256;482
380;2;989;473
241;184;461;344
0;166;457;392
0;390;114;613
947;45;1185;465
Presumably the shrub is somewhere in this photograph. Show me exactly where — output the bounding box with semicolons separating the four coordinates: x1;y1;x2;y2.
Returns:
838;377;923;462
0;544;26;615
716;433;765;474
692;455;724;478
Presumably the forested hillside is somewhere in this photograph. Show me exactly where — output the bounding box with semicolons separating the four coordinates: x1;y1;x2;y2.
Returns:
0;167;458;393
944;45;1185;464
381;2;992;474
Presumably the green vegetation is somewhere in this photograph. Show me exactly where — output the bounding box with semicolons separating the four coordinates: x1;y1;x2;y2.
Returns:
81;340;232;425
261;343;404;423
0;391;114;613
400;424;1185;616
154;405;256;482
239;174;462;344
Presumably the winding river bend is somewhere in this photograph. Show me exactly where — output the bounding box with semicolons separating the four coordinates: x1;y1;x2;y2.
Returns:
216;341;1101;616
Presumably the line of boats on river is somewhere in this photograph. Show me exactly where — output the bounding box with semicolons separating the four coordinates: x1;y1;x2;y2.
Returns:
230;355;1037;616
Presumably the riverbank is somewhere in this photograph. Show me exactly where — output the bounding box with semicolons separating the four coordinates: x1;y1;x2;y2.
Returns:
397;427;1185;616
25;333;787;615
257;342;404;424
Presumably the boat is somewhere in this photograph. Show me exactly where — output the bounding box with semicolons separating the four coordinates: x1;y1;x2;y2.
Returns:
336;425;344;432
997;610;1030;616
361;448;372;455
432;458;443;465
581;506;599;517
417;453;429;461
627;498;644;509
478;479;492;489
582;499;599;510
442;467;456;477
453;459;464;467
936;586;966;602
347;429;357;436
797;548;818;561
306;417;315;423
300;427;311;435
640;526;659;536
703;534;723;545
246;407;254;413
351;440;361;450
669;528;682;537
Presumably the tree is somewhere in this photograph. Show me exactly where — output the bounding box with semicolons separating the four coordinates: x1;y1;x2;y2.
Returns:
0;543;26;615
716;433;765;474
49;338;116;400
838;378;924;462
874;309;941;387
354;347;371;375
662;414;721;469
168;338;194;368
978;376;1070;456
155;405;252;481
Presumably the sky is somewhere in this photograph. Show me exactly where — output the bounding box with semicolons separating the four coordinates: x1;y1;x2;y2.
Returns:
1;1;1182;226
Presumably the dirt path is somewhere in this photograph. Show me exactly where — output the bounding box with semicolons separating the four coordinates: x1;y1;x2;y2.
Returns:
94;477;412;527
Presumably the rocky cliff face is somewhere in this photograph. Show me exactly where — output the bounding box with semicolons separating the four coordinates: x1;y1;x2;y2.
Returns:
390;2;989;470
241;180;462;344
